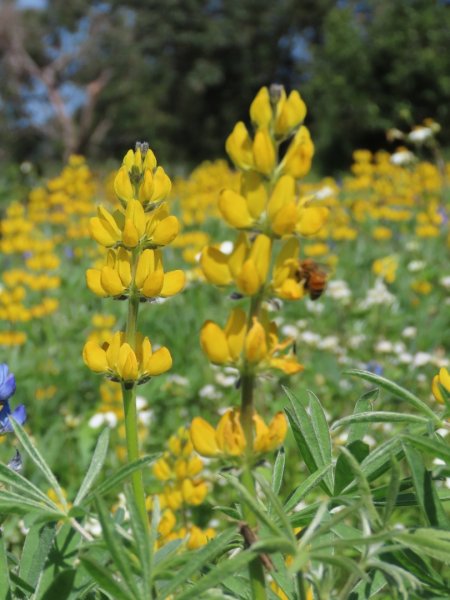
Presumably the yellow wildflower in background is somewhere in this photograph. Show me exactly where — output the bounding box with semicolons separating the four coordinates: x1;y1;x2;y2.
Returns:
432;368;450;404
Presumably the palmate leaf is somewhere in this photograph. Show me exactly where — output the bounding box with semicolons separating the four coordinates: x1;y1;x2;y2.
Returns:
401;433;450;464
0;490;64;520
284;387;333;494
39;569;76;600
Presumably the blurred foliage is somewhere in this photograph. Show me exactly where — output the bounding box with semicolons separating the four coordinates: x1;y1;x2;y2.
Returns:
1;0;450;171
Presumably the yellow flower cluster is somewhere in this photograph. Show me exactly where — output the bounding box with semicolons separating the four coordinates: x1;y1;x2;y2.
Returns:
151;427;215;550
0;156;99;347
199;85;326;379
191;409;287;459
83;143;184;385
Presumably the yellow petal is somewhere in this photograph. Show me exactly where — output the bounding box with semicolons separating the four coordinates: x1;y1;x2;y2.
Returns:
270;356;304;375
160;270;185;297
86;269;108;297
181;479;208;506
275;90;306;136
250;87;272;128
271;203;298;236
245;319;268;363
151;166;172;202
138;169;153;204
200;247;232;286
117;343;138;381
282;126;314;178
122;219;140;247
241;171;267;219
123;149;135;171
83;342;108;372
190;417;220;457
267;175;296;220
153;458;172;481
236;258;260;296
253;128;276;176
265;412;288;450
116;248;132;287
114;165;134;203
216;410;246;456
135;249;153;288
105;332;123;370
152;216;179;246
143;149;157;170
250;234;271;283
439;367;450;391
200;321;229;364
297;207;329;236
142;270;164;297
224;308;247;361
218;189;254;229
253;413;270;453
225;122;254;170
145;346;172;375
126;199;146;238
100;266;125;296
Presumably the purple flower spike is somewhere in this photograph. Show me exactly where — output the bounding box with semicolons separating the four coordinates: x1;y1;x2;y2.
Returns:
0;364;16;403
0;403;26;434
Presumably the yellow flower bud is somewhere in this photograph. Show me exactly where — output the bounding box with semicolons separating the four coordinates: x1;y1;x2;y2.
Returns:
226;122;254;170
253;128;276;176
432;367;450;404
114;165;135;204
250;87;272;128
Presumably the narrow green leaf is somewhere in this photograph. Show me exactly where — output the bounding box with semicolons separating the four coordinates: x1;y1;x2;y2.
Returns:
271;447;285;495
74;428;110;506
254;473;296;544
158;528;238;597
81;555;135;600
0;490;63;518
345;369;440;422
394;529;450;563
383;455;400;525
334;440;370;495
332;411;429;430
343;437;403;493
250;536;296;555
213;505;242;521
124;485;152;599
351;570;387;599
339;447;380;527
403;443;450;528
221;473;282;536
19;523;56;591
84;454;156;503
94;496;140;598
347;388;378;444
284;387;333;494
39;569;76;600
175;549;258;600
11;419;68;511
148;493;160;584
401;434;450;463
284;464;333;513
307;390;333;482
0;463;58;509
0;529;12;600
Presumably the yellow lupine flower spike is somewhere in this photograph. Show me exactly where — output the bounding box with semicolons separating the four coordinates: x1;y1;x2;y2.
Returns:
191;409;287;458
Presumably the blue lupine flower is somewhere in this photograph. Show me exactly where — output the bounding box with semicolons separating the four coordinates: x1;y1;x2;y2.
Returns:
0;364;16;402
0;402;27;434
366;361;384;376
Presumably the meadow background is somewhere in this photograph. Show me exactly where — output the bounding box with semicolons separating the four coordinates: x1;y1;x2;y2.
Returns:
0;1;449;598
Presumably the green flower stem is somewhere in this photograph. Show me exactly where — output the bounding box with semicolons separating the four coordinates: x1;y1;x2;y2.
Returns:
239;291;267;600
122;383;148;527
240;373;267;600
121;248;149;529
